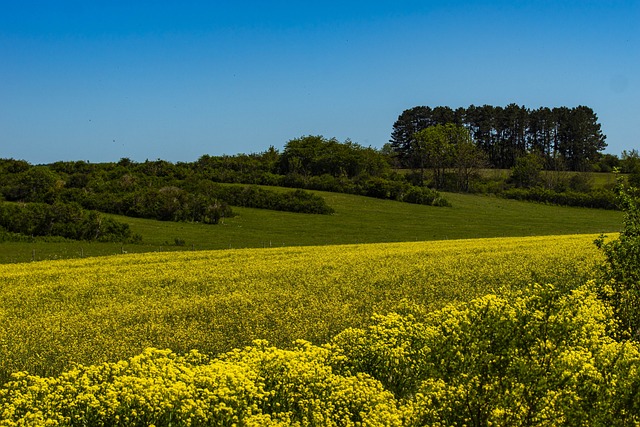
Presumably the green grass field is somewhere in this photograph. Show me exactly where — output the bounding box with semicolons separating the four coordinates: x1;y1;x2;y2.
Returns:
0;190;622;263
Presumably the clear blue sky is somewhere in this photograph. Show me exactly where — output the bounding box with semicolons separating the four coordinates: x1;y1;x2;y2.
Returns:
1;1;638;164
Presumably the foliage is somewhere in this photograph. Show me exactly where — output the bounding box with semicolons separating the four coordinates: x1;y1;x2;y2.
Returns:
509;153;544;188
400;186;451;207
620;150;640;187
453;135;487;191
281;172;448;207
501;188;618;210
0;166;62;204
204;185;335;215
405;124;483;191
0;227;36;243
0;202;138;242
391;104;607;171
595;179;640;339
278;135;390;179
83;186;233;223
0;147;446;225
411;125;456;188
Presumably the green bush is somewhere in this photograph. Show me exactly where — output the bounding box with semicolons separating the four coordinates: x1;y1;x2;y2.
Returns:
595;179;640;339
0;202;138;242
501;187;617;209
215;185;335;215
401;186;451;207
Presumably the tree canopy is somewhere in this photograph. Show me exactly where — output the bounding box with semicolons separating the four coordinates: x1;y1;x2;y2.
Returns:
391;104;607;171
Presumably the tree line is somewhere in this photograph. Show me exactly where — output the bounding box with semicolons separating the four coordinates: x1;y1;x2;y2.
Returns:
390;104;607;171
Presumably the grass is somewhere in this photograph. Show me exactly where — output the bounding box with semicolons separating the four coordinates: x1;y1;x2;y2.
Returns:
0;190;622;263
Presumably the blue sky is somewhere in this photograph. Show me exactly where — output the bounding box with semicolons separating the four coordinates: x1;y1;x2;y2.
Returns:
1;1;638;164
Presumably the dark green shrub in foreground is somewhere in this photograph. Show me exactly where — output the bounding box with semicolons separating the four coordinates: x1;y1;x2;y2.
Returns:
595;179;640;339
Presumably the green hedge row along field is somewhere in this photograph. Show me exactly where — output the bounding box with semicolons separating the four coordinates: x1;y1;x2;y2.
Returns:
0;234;607;385
2;284;639;426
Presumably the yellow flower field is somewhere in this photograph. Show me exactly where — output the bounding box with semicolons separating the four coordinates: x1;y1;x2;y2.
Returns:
0;234;606;381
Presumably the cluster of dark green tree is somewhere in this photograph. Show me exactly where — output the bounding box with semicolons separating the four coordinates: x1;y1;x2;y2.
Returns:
387;105;640;208
390;104;607;171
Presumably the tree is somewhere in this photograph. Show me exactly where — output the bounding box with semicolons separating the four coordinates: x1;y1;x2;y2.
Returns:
0;158;30;174
410;124;482;189
453;133;487;191
510;153;544;188
555;106;607;171
486;103;529;169
412;124;475;189
3;166;62;203
392;104;608;172
465;104;496;166
526;107;557;164
389;106;434;167
278;135;389;179
620;150;640;187
278;135;328;177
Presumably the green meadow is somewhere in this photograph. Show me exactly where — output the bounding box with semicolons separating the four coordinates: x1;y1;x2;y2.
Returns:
0;189;622;263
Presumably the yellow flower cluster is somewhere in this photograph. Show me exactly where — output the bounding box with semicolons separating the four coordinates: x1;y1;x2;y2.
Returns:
0;344;403;426
1;284;638;426
331;284;640;426
0;234;605;382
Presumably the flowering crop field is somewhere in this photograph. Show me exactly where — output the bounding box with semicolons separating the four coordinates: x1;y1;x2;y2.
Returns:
0;233;604;384
3;233;638;426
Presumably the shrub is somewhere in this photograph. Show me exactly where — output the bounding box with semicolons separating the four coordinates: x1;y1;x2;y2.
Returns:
0;202;138;242
501;187;617;209
509;153;544;188
595;179;640;339
218;185;335;215
402;186;451;207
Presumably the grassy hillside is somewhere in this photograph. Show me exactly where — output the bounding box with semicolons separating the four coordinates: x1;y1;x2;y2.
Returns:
0;190;621;263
